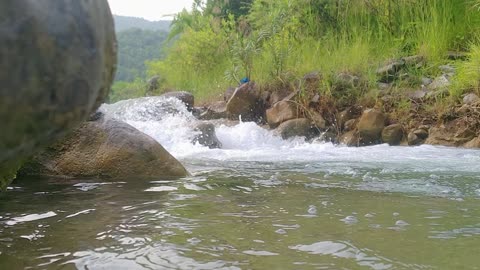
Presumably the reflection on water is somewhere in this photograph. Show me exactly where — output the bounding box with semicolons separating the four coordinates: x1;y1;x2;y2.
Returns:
1;153;480;269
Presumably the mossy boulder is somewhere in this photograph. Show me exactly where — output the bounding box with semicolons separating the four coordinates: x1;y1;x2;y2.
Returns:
19;116;189;180
0;0;117;189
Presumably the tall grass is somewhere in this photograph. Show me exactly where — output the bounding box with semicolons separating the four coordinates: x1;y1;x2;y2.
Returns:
143;0;480;103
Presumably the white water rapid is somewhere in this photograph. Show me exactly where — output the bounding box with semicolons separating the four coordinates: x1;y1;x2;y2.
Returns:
101;96;480;198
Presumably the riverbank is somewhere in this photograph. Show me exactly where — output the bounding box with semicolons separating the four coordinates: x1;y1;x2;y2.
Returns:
191;60;480;150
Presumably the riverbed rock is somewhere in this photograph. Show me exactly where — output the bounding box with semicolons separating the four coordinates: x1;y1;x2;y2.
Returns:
464;136;480;149
376;60;405;82
357;109;386;145
192;122;222;149
266;101;299;128
226;82;265;122
161;91;194;111
276;118;317;140
426;120;476;147
199;101;228;120
0;0;117;189
381;124;404;146
19;117;189;179
428;75;450;91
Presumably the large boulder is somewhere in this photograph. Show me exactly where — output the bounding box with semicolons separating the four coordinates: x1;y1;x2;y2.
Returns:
0;0;117;189
266;101;299;128
19;116;189;179
381;124;404;146
161;91;194;111
192;123;222;149
276;118;317;140
357;109;386;145
226;82;265;122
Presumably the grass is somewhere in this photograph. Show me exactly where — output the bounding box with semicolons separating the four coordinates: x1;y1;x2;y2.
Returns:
108;0;480;114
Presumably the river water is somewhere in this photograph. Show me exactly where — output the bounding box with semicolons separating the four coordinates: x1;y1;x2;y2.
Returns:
1;98;479;269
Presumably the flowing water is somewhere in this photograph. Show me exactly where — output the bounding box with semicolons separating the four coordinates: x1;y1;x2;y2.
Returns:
1;97;479;269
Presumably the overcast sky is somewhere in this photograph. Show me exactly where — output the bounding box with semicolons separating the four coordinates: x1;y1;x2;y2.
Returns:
107;0;194;20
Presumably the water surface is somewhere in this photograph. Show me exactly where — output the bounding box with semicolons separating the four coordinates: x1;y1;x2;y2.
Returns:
1;98;479;269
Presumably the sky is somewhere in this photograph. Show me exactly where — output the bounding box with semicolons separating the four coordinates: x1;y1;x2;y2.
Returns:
107;0;194;21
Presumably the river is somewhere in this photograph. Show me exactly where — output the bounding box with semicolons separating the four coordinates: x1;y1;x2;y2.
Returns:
1;97;479;269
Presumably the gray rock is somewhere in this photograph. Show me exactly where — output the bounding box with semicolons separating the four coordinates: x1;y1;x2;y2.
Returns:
463;93;480;105
402;55;425;66
382;124;404;146
0;0;117;189
192;123;222;149
19;117;189;179
407;89;428;100
428;75;451;91
421;77;433;86
439;65;455;75
276;118;317;140
376;61;405;82
161;91;194;111
266;101;299;128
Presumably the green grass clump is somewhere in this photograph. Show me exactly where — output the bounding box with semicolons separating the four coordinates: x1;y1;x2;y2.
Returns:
451;43;480;99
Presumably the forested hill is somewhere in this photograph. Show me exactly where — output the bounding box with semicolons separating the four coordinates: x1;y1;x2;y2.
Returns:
115;29;168;82
113;15;171;32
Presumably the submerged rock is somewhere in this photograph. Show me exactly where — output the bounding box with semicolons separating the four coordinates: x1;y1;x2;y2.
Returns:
19;117;189;180
276;118;317;140
192;123;222;149
0;0;117;189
